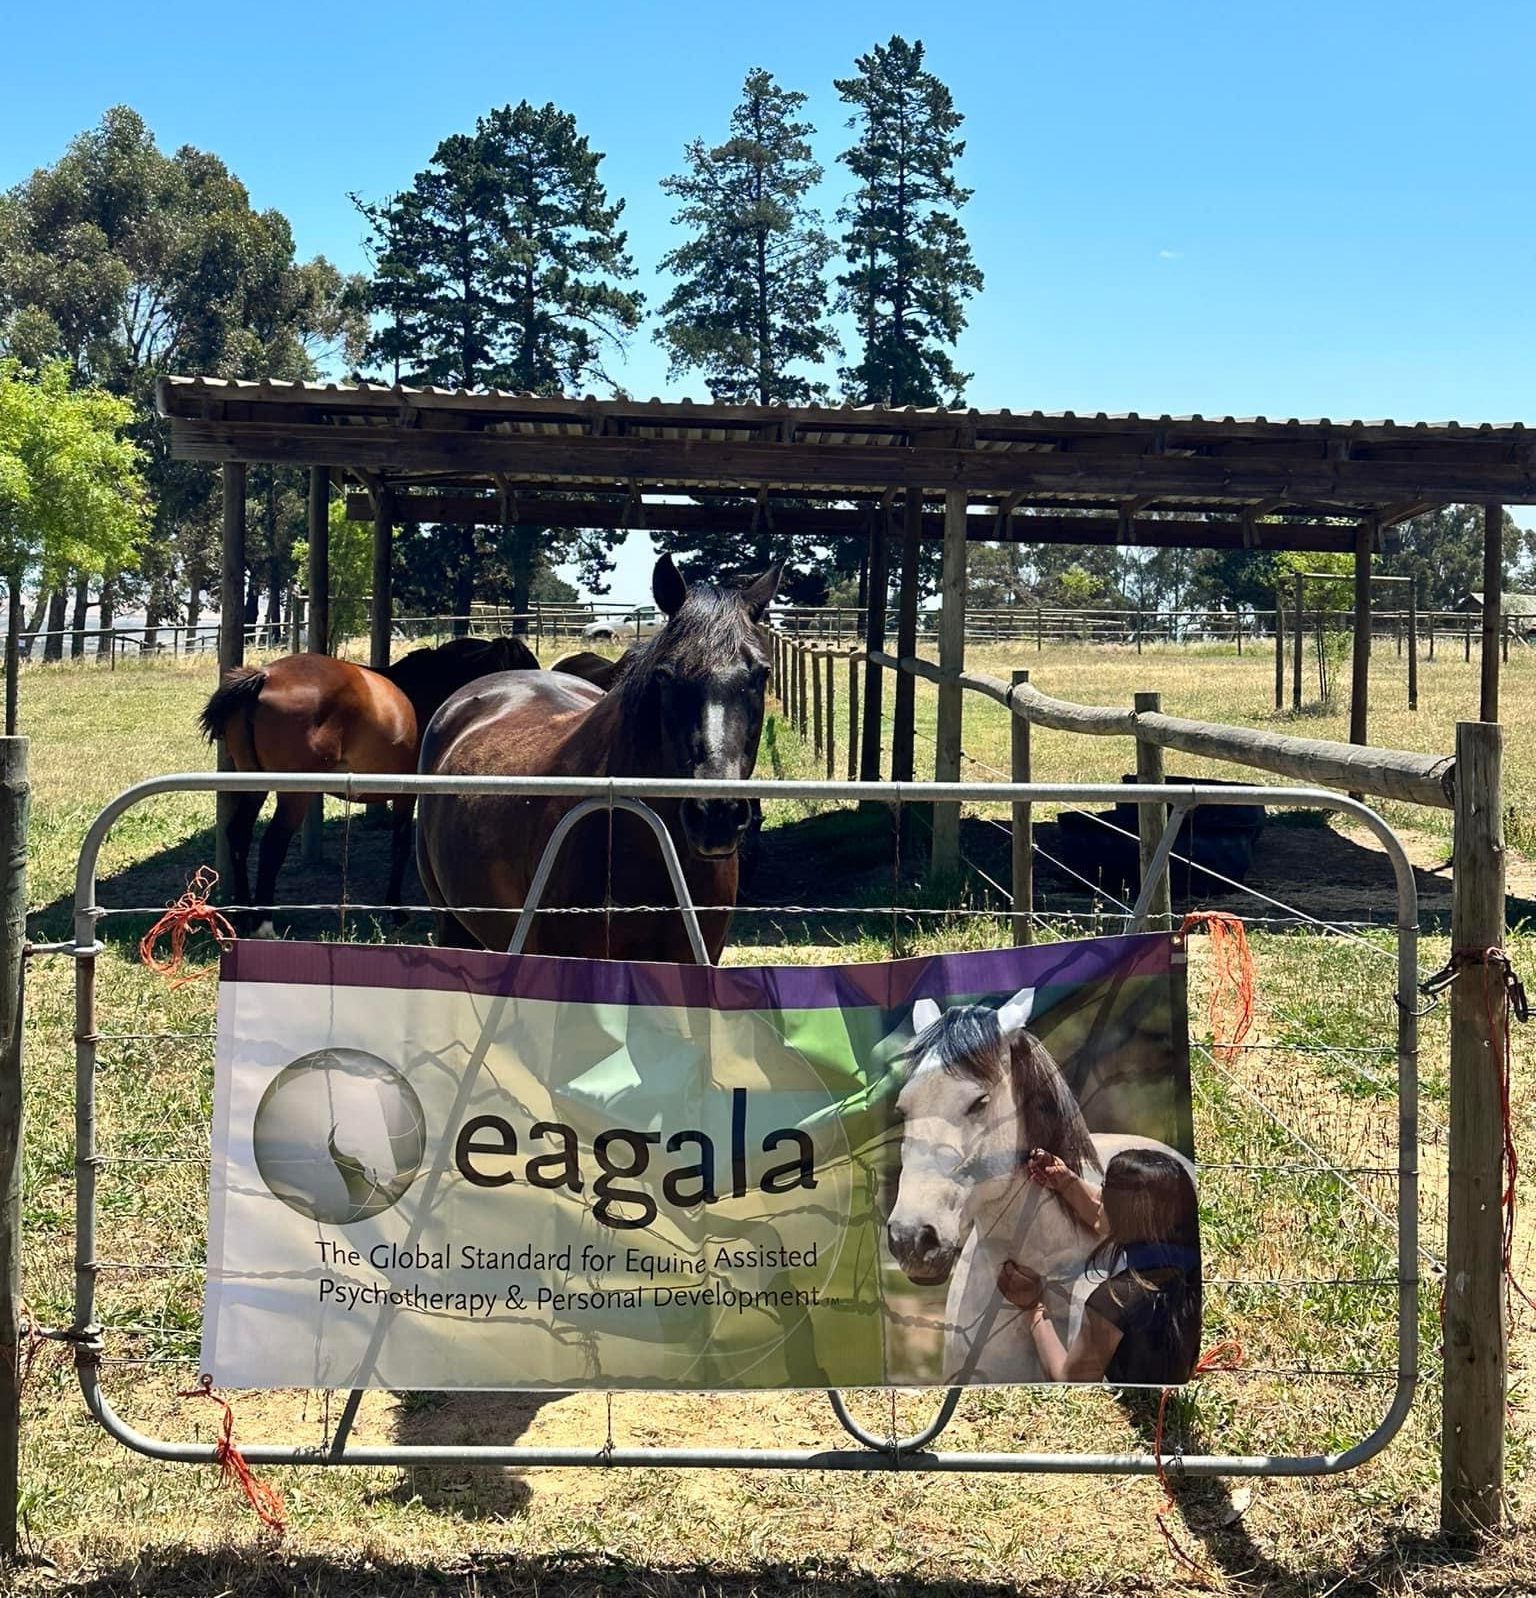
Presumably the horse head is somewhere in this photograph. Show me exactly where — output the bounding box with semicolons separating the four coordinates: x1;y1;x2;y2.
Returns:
886;987;1099;1285
612;554;782;860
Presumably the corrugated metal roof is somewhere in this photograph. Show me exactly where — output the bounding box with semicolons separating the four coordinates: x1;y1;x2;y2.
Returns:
156;375;1532;437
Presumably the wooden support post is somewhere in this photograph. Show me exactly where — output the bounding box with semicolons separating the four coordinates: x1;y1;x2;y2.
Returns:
1430;610;1437;661
1481;504;1502;722
847;653;858;781
1134;691;1171;928
216;462;247;884
1292;571;1304;711
1010;670;1032;946
4;579;18;738
1036;607;1043;653
1350;521;1373;750
824;650;836;779
1465;619;1472;664
1273;592;1285;711
891;487;922;783
1408;584;1419;712
930;490;968;881
369;488;395;670
811;647;823;760
0;737;27;1562
859;507;890;782
1441;720;1507;1532
302;468;330;864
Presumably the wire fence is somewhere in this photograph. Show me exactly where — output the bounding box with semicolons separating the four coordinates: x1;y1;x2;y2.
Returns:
20;761;1433;1493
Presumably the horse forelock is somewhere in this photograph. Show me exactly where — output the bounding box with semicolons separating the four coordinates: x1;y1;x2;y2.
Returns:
611;583;766;716
906;1005;1008;1086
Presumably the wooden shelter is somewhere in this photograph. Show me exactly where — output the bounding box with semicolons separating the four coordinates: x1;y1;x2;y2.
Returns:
158;377;1529;851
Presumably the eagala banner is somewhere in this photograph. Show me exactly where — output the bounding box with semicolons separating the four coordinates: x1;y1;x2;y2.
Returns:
204;932;1197;1391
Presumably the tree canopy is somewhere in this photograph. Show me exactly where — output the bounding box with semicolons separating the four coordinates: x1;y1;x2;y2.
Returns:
0;358;145;584
835;36;982;407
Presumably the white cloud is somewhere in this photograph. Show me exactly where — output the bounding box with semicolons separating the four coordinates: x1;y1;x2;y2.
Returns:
1158;249;1184;260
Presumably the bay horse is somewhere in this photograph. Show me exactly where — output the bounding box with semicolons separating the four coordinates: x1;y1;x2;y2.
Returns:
416;555;780;962
200;634;537;932
886;988;1193;1383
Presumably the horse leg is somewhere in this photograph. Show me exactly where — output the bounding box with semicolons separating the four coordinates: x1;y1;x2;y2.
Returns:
225;792;265;913
252;791;308;939
387;796;415;924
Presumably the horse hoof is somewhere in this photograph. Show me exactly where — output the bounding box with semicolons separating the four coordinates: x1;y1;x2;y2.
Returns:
252;918;278;940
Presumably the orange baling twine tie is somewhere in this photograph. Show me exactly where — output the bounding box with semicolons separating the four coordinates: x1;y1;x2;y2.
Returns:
1180;912;1254;1066
1153;1339;1245;1582
139;866;236;990
178;1376;286;1536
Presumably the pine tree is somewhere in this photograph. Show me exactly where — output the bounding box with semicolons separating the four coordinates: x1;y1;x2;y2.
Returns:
835;36;982;407
357;102;643;620
649;71;842;599
656;69;837;405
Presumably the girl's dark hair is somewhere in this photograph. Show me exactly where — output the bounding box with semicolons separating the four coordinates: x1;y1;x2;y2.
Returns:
1090;1149;1199;1278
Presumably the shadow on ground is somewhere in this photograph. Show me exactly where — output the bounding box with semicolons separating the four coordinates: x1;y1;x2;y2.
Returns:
24;1524;1518;1598
27;811;434;950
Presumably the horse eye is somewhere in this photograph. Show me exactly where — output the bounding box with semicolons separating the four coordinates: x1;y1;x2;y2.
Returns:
966;1094;990;1117
654;665;676;686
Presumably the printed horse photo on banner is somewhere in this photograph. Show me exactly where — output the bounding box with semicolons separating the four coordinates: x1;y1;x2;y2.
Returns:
879;935;1199;1387
202;927;1193;1393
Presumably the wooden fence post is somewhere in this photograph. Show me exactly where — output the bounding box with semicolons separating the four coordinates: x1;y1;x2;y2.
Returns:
824;651;836;780
1011;670;1032;946
1274;593;1285;711
796;643;808;739
811;648;823;761
1134;691;1171;928
847;653;858;782
1441;720;1507;1531
1292;571;1304;712
0;737;28;1561
1408;584;1419;712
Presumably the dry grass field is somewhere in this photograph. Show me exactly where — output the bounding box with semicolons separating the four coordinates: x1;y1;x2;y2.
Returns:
4;639;1535;1597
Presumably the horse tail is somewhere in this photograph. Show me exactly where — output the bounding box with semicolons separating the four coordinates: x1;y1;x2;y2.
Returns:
199;666;267;749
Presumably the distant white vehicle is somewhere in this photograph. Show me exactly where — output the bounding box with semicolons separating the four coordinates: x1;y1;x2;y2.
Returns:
582;619;636;643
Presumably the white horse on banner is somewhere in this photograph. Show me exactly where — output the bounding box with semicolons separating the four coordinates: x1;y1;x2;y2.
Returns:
884;987;1192;1384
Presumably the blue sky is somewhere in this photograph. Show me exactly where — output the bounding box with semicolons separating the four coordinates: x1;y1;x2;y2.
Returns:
5;1;1534;600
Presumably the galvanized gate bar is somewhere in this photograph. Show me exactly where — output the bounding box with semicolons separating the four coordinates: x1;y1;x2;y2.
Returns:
70;774;1419;1478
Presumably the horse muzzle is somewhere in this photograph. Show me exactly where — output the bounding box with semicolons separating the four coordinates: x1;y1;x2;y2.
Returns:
679;797;753;859
886;1220;961;1285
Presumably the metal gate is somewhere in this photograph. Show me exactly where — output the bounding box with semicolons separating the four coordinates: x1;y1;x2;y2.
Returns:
65;773;1419;1477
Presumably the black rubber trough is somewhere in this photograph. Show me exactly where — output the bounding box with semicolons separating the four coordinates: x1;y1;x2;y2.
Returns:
1049;774;1267;900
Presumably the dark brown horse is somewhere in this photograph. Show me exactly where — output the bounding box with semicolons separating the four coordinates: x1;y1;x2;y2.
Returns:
417;556;780;962
547;649;623;691
200;634;537;931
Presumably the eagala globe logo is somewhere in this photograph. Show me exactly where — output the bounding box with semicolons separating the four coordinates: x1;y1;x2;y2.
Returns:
253;1048;428;1224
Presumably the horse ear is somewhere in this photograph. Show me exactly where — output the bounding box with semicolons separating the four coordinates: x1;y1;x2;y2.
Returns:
995;987;1036;1037
653;554;688;617
739;562;783;622
910;997;941;1035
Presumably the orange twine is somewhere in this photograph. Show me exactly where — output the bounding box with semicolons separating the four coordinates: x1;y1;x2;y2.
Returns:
178;1375;286;1536
1180;912;1254;1066
138;867;236;990
1152;1339;1246;1583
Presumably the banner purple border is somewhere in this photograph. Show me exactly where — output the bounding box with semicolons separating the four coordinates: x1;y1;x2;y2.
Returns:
220;932;1172;1012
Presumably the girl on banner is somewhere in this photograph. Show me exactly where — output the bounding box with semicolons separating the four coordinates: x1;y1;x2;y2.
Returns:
998;1148;1201;1385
